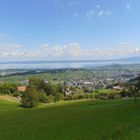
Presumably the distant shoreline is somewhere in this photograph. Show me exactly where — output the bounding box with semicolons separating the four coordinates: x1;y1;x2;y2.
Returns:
0;56;140;65
0;62;140;71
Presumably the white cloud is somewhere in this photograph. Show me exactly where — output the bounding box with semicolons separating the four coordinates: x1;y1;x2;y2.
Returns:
0;43;27;59
86;9;95;19
53;0;59;4
105;11;112;16
95;5;100;9
67;0;80;7
74;12;78;17
0;33;11;41
126;3;131;11
0;42;139;60
53;0;80;8
120;42;132;45
85;7;112;20
98;10;104;17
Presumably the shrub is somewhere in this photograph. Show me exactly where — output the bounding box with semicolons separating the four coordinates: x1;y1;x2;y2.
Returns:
38;90;48;103
47;95;55;103
0;83;17;95
95;93;108;100
108;93;115;99
21;87;39;108
122;90;127;97
114;94;122;99
53;93;64;102
88;94;95;99
64;94;73;100
72;94;80;100
65;93;89;100
13;91;20;97
54;94;60;102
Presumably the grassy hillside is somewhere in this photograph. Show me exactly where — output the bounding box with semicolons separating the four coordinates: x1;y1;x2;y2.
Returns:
0;98;140;140
0;69;90;83
0;95;19;103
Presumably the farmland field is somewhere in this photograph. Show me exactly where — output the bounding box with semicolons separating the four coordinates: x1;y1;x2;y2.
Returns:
0;97;140;140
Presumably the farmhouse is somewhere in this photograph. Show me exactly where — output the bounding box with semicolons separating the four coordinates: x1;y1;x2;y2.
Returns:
17;86;26;92
113;86;123;90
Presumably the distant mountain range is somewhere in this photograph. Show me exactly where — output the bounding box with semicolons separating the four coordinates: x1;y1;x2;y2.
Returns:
0;56;140;64
113;56;140;62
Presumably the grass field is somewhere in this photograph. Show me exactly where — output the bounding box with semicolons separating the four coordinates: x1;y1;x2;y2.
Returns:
0;97;140;140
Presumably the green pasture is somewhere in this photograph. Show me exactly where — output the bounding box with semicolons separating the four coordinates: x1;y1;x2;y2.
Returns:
0;97;140;140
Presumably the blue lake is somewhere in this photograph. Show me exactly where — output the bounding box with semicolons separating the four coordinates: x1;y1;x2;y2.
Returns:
0;61;139;69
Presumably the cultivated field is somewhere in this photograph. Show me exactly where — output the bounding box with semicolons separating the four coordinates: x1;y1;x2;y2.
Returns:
0;97;140;140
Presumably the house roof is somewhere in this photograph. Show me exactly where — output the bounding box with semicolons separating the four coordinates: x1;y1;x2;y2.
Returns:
17;86;26;92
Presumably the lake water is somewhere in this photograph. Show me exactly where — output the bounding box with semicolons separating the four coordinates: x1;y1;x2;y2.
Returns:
0;61;139;70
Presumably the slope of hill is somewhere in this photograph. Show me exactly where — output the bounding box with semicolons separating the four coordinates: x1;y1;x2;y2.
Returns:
0;95;19;103
0;98;140;140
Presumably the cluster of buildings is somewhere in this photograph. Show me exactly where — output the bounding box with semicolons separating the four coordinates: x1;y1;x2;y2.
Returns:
65;71;138;92
16;70;139;94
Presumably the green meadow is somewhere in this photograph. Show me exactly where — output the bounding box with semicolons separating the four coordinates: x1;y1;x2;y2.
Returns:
0;97;140;140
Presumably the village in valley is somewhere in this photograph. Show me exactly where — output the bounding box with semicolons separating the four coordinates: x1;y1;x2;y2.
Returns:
12;65;140;97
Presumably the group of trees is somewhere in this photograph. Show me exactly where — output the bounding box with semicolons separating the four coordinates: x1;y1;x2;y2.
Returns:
94;78;140;101
21;77;65;108
64;93;94;100
128;76;140;102
95;92;121;100
0;75;140;108
21;77;99;107
0;83;18;95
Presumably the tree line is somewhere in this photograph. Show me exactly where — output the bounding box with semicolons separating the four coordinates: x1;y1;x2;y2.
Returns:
21;77;65;107
0;76;140;108
21;76;140;107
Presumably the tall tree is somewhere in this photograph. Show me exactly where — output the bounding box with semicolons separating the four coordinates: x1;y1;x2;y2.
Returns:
21;87;39;108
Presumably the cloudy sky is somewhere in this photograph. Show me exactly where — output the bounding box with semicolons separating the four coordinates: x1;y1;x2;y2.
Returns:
0;0;140;60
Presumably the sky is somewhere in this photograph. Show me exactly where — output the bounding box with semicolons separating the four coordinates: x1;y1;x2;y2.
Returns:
0;0;140;60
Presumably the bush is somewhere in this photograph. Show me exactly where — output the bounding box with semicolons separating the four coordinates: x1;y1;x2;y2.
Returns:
119;90;132;97
95;93;108;100
65;93;88;100
21;87;39;108
47;95;55;103
88;94;95;99
53;93;64;102
13;91;20;97
114;94;122;99
108;93;115;99
72;94;80;100
0;83;17;95
64;94;73;100
38;90;48;103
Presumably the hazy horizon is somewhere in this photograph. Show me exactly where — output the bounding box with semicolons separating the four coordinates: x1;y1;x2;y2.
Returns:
0;58;140;70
